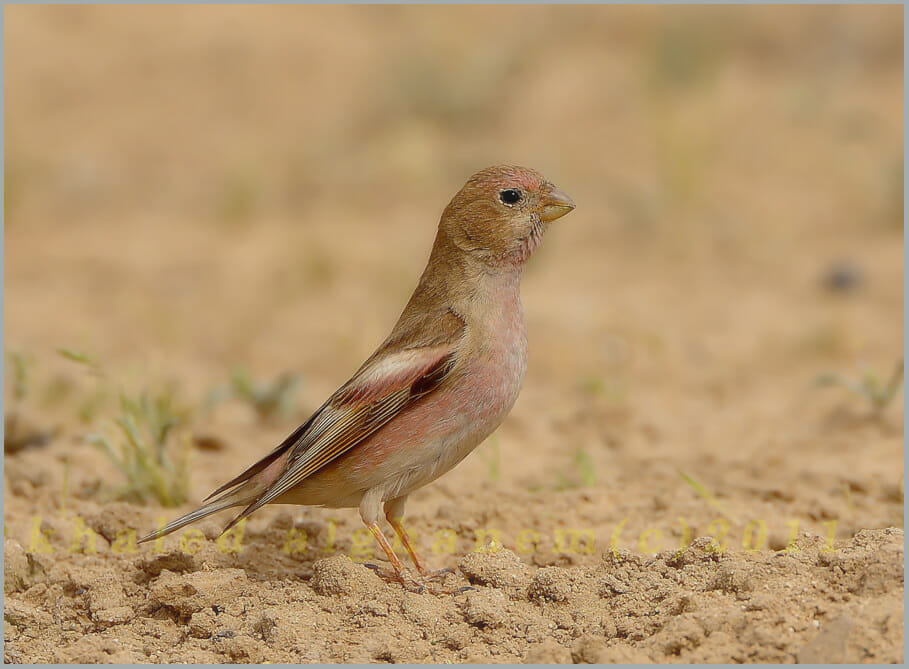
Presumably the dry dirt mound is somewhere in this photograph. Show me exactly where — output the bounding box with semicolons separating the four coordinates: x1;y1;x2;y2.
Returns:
4;525;902;663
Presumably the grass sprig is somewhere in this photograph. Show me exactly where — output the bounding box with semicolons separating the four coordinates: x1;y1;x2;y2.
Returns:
678;469;739;523
815;358;904;413
86;389;192;507
205;366;303;423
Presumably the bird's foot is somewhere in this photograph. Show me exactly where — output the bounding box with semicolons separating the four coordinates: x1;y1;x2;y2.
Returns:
364;563;460;594
416;567;455;582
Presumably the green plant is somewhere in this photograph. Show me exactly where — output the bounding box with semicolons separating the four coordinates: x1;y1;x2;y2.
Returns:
58;348;193;506
60;455;70;513
7;351;32;402
547;448;598;492
678;469;739;523
479;433;501;483
574;449;597;487
840;481;856;518
57;347;110;422
815;358;904;413
57;347;102;372
215;165;259;228
4;350;56;454
384;45;518;129
581;374;628;404
87;390;192;507
206;366;303;423
648;13;722;93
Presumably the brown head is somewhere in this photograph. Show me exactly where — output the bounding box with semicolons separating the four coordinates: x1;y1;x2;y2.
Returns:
438;165;575;269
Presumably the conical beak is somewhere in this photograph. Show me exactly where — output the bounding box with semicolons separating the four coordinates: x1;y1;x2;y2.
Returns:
539;186;576;222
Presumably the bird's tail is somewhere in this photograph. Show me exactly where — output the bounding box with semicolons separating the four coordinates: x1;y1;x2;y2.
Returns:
137;488;249;544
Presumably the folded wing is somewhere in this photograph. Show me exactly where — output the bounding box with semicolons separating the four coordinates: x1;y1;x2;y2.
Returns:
219;344;458;529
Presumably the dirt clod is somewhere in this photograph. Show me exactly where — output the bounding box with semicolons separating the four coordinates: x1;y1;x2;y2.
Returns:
310;554;377;596
459;548;526;589
523;638;572;663
148;568;248;616
134;550;198;582
462;589;508;628
797;615;855;664
708;561;755;594
4;540;30;593
528;566;573;602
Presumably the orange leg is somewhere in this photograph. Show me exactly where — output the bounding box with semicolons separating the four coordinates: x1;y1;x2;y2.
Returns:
365;521;456;594
366;522;410;580
386;513;454;583
386;514;426;575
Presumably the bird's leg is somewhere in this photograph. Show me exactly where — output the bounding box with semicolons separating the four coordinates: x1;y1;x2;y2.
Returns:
385;513;427;575
365;522;412;582
364;521;456;595
362;496;454;593
384;496;454;583
361;494;426;591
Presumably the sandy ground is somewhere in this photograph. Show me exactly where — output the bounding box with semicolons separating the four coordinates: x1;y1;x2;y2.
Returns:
4;5;904;663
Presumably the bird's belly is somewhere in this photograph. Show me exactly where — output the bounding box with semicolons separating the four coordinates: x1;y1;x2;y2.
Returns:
383;359;525;496
370;323;529;498
281;336;527;508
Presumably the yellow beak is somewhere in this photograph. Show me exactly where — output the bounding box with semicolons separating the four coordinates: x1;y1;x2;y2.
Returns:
539;186;576;222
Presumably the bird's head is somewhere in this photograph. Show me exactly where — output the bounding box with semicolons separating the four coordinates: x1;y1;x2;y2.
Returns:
439;165;575;269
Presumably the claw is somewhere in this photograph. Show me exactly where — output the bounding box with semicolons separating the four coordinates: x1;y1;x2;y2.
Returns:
363;563;460;594
418;567;455;582
364;521;460;593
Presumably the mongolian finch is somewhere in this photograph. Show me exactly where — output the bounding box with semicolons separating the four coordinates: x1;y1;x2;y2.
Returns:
140;165;575;590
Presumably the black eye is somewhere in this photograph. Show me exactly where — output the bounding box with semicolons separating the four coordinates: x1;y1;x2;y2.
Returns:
498;188;522;206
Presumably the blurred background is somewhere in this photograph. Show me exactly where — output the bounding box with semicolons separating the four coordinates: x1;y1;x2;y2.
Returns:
4;5;903;547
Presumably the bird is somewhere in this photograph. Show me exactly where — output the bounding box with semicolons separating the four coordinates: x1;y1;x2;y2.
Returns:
139;165;575;590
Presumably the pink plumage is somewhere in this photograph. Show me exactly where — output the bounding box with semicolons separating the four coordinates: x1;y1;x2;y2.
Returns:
139;165;575;591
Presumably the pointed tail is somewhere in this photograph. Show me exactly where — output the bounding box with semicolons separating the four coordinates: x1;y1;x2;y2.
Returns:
137;490;247;544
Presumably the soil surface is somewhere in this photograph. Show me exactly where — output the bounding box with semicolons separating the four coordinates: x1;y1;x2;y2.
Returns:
4;5;904;664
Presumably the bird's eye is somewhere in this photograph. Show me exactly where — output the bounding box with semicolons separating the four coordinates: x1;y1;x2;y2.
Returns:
498;188;523;206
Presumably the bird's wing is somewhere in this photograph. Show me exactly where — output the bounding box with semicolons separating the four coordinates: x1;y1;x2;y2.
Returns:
219;341;459;529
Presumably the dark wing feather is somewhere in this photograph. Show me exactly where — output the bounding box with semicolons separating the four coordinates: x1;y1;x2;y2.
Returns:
202;407;324;502
219;345;458;530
